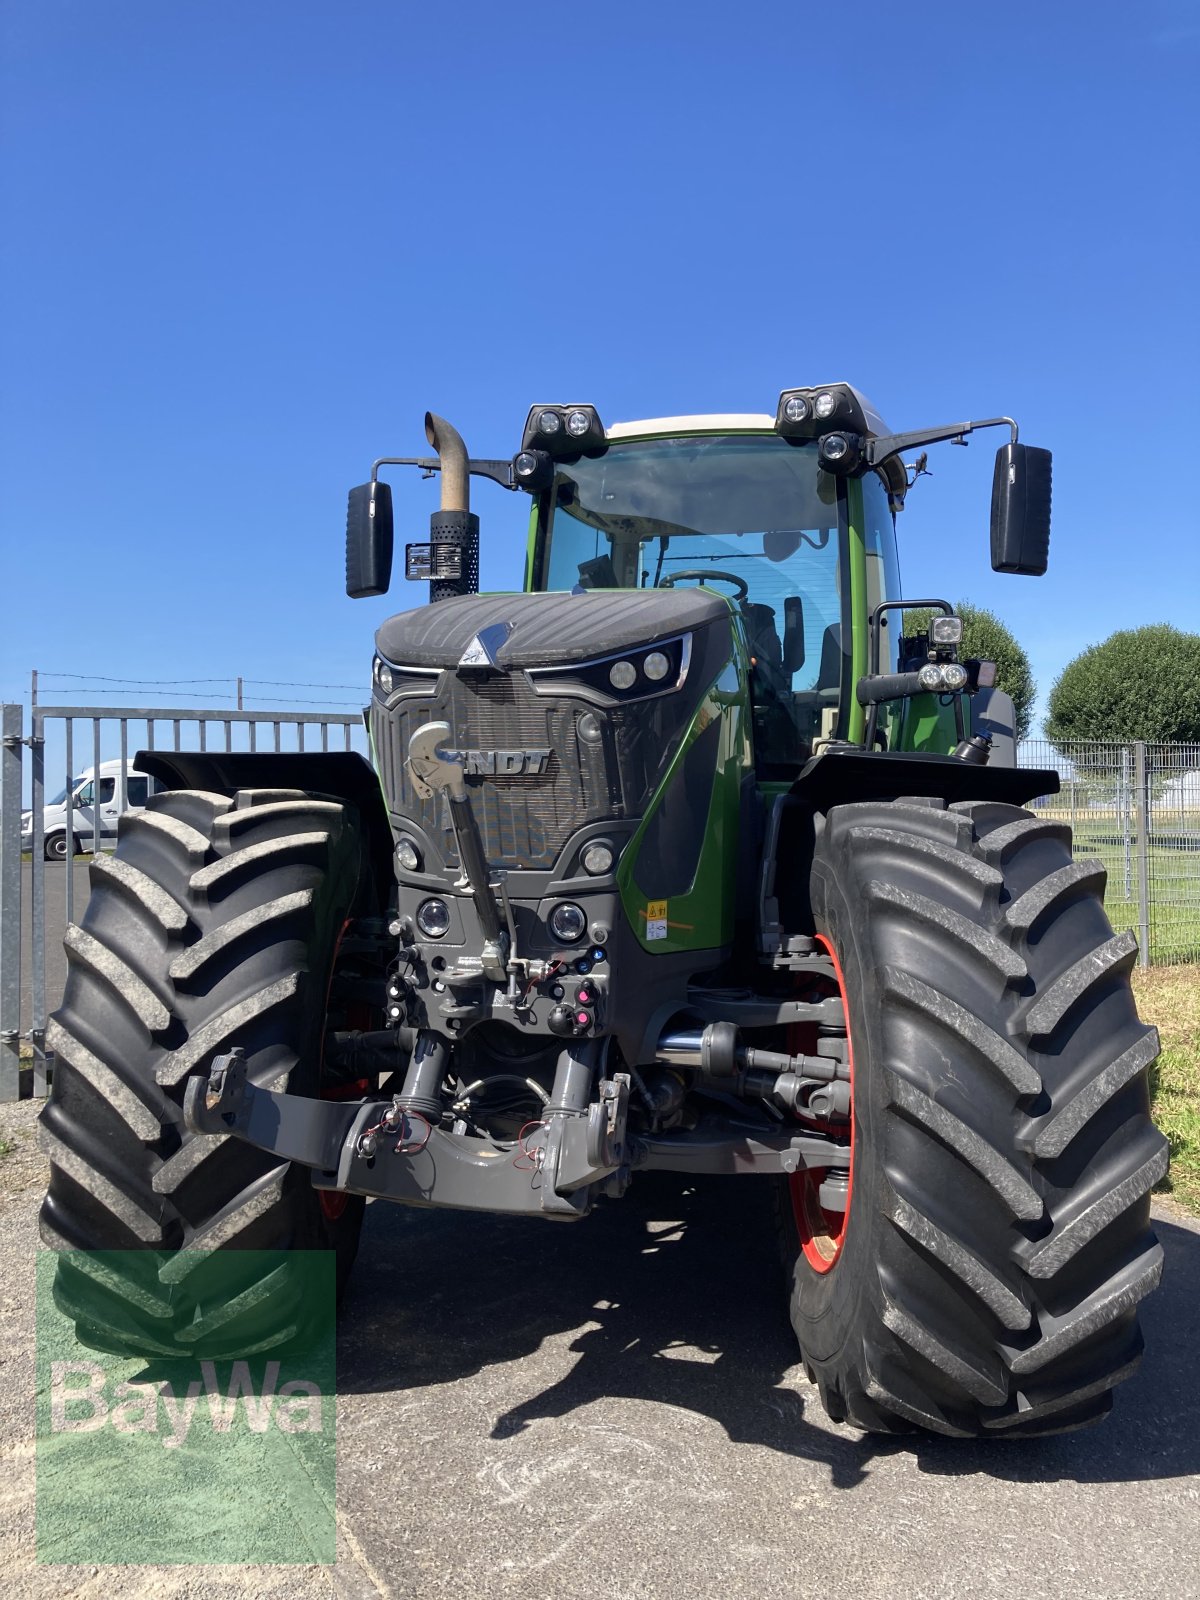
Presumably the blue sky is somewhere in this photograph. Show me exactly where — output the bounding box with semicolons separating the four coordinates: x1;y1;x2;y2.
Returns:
1;0;1197;741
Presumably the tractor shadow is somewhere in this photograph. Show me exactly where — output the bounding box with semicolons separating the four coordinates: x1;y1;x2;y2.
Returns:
336;1178;1200;1490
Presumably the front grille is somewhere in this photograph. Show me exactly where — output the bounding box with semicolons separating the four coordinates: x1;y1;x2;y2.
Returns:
373;667;701;872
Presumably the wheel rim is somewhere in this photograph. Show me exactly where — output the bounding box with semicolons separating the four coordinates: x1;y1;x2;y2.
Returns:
789;933;855;1273
318;1188;351;1222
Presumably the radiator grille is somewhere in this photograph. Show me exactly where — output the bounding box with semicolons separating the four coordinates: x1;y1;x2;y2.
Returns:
373;668;697;871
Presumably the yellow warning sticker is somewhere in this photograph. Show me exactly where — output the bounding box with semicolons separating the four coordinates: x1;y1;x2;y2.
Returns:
646;900;668;941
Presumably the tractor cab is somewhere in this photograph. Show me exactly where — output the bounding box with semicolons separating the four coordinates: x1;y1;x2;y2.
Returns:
521;416;900;772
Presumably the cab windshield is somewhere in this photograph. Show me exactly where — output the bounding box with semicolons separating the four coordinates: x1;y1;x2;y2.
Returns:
540;433;849;766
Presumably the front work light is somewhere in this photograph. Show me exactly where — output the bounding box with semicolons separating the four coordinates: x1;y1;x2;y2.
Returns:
512;449;554;493
776;383;881;441
522;403;606;455
817;432;865;475
930;616;964;646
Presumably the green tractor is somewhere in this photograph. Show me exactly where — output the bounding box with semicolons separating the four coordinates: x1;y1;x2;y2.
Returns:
39;385;1167;1437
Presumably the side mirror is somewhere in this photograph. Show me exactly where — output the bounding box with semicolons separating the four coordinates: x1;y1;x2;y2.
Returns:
345;481;394;598
782;595;806;675
991;443;1052;575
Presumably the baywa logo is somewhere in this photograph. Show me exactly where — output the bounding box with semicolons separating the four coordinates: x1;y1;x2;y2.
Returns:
48;1357;324;1449
36;1250;337;1566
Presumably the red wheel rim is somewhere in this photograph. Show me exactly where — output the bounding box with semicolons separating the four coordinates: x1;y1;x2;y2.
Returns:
789;933;855;1273
319;1188;351;1221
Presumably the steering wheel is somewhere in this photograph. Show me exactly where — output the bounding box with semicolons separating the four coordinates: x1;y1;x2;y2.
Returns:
660;569;749;600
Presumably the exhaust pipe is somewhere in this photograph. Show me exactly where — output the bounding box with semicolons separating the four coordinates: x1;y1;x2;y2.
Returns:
421;412;479;601
425;411;470;515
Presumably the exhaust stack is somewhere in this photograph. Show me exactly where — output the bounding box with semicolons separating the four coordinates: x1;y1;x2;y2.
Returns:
423;411;479;602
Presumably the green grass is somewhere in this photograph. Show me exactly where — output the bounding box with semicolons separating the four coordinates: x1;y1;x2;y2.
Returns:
1134;965;1200;1214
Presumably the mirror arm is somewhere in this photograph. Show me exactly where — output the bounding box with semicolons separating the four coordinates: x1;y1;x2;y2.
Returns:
866;416;1018;467
370;457;516;491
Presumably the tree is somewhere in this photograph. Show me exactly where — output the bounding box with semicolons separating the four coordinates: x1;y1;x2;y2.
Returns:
1046;624;1200;745
904;601;1037;741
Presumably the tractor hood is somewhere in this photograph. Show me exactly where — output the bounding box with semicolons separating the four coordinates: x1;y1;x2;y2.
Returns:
376;588;727;670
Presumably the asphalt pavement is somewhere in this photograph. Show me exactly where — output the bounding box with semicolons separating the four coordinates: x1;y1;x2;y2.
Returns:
1;1100;1198;1600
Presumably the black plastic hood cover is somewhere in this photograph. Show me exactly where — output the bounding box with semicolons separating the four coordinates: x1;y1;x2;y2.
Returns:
376;588;728;669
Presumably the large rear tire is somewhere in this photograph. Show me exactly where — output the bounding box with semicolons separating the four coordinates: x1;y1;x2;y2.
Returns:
38;787;368;1357
781;796;1166;1436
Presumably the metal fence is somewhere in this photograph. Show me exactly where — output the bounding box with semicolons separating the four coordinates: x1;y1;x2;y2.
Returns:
1019;739;1200;969
0;702;368;1102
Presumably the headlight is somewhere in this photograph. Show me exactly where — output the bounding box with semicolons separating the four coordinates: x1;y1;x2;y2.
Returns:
581;841;615;876
918;663;945;691
395;835;421;872
549;902;588;943
378;663;394;695
814;391;837;419
941;662;969;691
529;634;690;702
538;409;561;434
782;395;810;423
416;898;450;938
565;410;591;437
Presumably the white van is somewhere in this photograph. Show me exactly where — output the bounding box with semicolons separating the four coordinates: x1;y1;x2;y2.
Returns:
20;760;162;861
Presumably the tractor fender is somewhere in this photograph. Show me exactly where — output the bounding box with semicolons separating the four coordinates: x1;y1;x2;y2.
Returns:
788;744;1057;813
134;749;395;890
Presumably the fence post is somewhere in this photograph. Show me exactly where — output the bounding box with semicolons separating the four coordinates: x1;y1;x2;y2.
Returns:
29;711;48;1094
1133;740;1151;969
0;705;23;1101
1121;744;1132;901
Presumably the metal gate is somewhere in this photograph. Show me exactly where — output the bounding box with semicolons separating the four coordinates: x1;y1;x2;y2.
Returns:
0;702;368;1101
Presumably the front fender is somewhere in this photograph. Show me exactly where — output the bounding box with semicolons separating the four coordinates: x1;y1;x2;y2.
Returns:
789;746;1058;812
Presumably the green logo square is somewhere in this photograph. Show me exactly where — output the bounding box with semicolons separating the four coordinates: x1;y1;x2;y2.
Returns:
36;1250;337;1565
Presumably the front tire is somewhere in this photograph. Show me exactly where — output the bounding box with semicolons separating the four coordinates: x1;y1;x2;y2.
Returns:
781;797;1166;1436
39;787;369;1357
